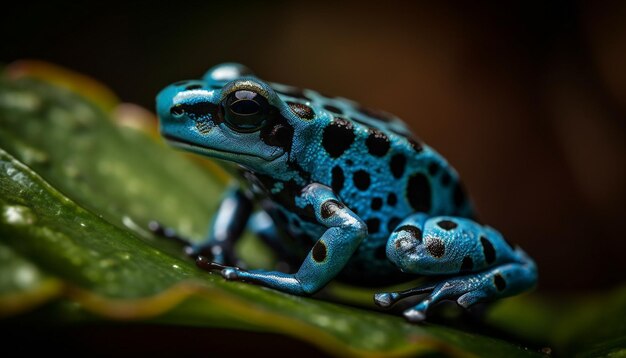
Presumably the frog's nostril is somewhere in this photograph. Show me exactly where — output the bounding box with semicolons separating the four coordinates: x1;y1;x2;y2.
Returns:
170;104;185;117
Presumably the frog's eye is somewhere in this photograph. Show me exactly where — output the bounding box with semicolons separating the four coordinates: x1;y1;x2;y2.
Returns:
220;90;270;132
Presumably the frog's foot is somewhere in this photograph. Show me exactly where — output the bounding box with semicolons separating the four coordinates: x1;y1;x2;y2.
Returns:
373;284;436;308
381;213;537;322
195;255;228;271
375;260;537;323
217;265;307;294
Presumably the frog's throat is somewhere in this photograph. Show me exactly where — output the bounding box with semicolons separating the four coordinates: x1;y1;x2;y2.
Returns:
163;134;283;163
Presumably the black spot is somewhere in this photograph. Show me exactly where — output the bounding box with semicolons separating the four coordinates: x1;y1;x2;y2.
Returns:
358;106;393;122
387;217;402;232
441;172;452;187
394;225;423;242
365;129;390;157
321;199;345;219
274;86;310;101
460;256;473;272
353;170;371;191
171;101;218;118
292;219;301;228
407;173;432;212
254;174;317;223
408;138;423;152
323;104;343;114
287;102;315;120
259;112;295;152
494;273;506;291
426;238;445;258
480;236;496;264
453;182;467;207
428;162;440;176
437;220;458;231
331;166;345;194
390;154;406;178
375;246;387;260
366;218;380;234
370;197;383;210
346;159;354;166
312;241;327;262
322;118;355;158
387;193;398;206
185;84;202;90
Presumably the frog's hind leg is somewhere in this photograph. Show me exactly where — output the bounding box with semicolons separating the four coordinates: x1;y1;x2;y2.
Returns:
150;186;253;266
375;213;537;322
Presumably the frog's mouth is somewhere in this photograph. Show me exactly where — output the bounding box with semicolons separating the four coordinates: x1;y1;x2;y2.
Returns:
163;134;283;162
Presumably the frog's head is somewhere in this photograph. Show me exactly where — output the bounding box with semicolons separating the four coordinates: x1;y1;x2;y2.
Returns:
156;64;300;171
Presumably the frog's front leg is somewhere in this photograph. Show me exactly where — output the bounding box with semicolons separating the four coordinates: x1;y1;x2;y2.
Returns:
189;186;253;265
375;214;537;322
220;183;367;295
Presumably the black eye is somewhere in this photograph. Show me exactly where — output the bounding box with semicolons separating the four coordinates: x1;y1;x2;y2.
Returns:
220;90;270;132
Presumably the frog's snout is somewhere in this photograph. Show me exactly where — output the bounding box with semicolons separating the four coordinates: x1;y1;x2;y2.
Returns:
156;84;180;122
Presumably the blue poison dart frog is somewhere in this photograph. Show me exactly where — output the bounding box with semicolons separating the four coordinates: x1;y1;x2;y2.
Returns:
155;63;537;322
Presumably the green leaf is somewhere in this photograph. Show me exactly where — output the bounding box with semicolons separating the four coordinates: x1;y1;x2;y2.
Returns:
0;67;621;357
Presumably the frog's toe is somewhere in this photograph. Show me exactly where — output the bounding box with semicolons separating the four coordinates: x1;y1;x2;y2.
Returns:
403;308;427;323
374;292;394;308
195;256;227;271
221;267;241;280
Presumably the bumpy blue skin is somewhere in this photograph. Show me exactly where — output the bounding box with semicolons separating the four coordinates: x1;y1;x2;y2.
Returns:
155;63;537;322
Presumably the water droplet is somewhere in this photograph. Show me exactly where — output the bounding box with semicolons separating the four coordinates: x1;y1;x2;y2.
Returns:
172;264;180;269
2;205;36;225
116;252;131;261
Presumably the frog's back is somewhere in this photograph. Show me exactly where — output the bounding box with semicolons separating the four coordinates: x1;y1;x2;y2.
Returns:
270;82;475;284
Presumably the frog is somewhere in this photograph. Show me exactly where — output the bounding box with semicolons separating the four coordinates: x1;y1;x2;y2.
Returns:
155;63;537;322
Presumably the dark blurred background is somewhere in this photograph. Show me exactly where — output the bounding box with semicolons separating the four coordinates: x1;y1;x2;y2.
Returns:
2;1;624;292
